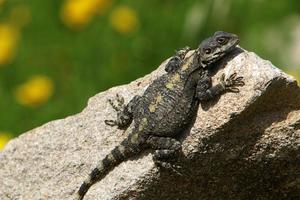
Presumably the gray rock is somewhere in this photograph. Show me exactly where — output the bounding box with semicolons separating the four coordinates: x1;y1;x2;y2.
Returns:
0;49;299;200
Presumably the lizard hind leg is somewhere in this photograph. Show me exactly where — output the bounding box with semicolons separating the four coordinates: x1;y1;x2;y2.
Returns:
146;136;184;175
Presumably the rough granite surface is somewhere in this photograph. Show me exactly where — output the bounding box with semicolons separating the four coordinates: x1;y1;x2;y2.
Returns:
0;49;299;200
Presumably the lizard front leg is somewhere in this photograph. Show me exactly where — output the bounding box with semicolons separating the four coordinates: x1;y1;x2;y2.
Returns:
165;46;191;73
197;72;245;102
105;94;140;128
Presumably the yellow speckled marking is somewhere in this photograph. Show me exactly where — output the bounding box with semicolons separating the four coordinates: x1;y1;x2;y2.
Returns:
108;153;116;162
181;54;193;71
130;132;139;143
166;73;180;89
130;118;148;143
181;62;189;71
118;145;126;154
97;162;104;171
138;118;148;131
148;94;162;112
86;177;92;184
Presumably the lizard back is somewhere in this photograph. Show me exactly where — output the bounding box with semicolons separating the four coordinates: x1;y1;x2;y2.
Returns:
132;53;201;136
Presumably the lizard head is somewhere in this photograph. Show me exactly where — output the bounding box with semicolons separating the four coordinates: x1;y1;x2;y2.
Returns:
197;31;239;68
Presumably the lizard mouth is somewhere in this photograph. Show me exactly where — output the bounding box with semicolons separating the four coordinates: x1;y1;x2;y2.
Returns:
233;37;240;46
230;39;240;51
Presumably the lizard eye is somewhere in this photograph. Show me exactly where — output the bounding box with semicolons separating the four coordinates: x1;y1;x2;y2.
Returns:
204;48;211;54
217;37;228;45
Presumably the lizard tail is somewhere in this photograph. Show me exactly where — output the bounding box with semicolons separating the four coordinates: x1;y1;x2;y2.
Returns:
75;136;142;200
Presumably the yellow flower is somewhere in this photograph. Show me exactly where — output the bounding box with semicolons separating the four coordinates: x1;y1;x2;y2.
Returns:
61;0;112;28
0;0;5;6
0;132;12;150
61;0;95;28
0;24;19;65
110;6;139;34
15;75;54;107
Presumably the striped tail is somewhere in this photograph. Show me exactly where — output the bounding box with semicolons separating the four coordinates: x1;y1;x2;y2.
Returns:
76;137;141;200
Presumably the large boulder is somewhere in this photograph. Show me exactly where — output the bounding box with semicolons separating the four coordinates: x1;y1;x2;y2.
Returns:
0;48;299;200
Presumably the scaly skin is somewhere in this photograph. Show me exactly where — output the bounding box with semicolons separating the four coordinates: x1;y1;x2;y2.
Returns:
76;31;244;200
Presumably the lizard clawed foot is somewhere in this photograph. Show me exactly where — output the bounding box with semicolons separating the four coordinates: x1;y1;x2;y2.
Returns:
106;94;125;127
108;94;125;112
105;94;131;128
176;46;191;59
154;159;184;177
221;72;245;93
153;148;187;177
104;119;117;126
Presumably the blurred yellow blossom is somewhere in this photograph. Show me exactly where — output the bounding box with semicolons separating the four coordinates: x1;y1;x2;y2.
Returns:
0;132;12;150
110;6;139;34
0;24;19;65
0;0;5;6
15;75;54;107
61;0;96;28
61;0;112;28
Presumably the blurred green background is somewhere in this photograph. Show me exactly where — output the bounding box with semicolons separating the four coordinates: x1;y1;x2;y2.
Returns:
0;0;300;147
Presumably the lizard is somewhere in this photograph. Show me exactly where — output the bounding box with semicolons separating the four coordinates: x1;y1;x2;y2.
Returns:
76;31;245;200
